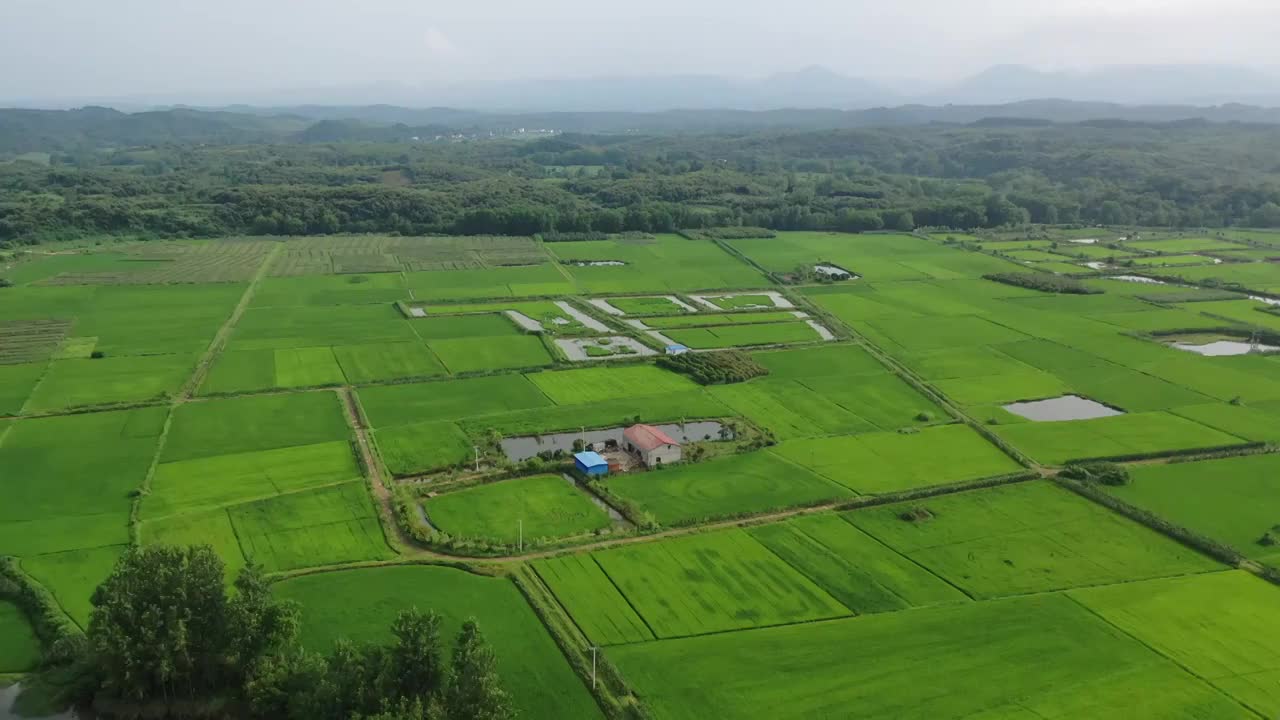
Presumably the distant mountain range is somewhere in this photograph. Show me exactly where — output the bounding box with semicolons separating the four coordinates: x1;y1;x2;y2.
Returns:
9;64;1280;114
411;64;1280;112
8;98;1280;156
926;65;1280;107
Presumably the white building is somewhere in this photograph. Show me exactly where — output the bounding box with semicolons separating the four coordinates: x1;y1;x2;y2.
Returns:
623;424;682;467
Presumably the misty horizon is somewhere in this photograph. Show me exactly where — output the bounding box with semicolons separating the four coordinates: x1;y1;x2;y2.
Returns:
3;0;1279;109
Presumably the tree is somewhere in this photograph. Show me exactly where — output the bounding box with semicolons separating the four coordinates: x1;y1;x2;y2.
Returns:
444;621;514;720
835;209;883;233
88;545;230;702
227;564;301;683
1248;202;1280;228
389;609;446;700
880;209;915;231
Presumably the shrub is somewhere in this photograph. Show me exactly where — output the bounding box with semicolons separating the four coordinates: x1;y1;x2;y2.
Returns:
657;350;768;385
899;506;934;523
1060;461;1130;486
984;272;1100;294
90;350;105;359
684;227;776;240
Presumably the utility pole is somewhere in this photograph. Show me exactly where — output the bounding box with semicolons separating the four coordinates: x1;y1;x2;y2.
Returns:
590;645;599;689
474;446;480;472
518;519;523;553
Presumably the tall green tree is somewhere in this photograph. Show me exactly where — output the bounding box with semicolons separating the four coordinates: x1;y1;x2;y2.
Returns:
444;621;513;720
88;545;230;702
388;608;445;699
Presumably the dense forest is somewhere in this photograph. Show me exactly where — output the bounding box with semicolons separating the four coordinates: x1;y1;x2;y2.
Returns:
4;105;1280;244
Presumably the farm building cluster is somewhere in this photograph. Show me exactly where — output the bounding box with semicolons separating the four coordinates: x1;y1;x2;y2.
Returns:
573;423;684;477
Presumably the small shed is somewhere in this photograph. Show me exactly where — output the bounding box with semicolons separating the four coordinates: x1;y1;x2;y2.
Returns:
623;424;682;467
574;451;610;476
665;344;691;355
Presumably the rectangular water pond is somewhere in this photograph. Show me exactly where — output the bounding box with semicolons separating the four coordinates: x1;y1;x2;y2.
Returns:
1171;340;1280;357
1004;395;1124;422
501;421;731;462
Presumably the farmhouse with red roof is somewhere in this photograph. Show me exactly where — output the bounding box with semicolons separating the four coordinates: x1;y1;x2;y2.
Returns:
623;423;682;467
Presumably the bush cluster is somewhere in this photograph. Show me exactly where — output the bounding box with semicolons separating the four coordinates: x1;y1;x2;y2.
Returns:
657;350;769;385
983;272;1099;294
1059;461;1130;486
683;227;777;240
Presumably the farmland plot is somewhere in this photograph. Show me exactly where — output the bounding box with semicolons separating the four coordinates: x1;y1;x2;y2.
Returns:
533;555;654;645
357;374;552;428
146;441;361;518
251;273;409;307
275;565;602;720
0;601;41;672
230;304;418;351
21;545;125;628
643;311;798;328
663;321;821;349
163;391;350;462
771;424;1021;494
747;514;966;613
709;379;876;440
527;364;696;404
422;474;611;543
1109;453;1280;563
229;482;391;572
0;407;164;556
846;482;1220;598
586;530;849;637
604;451;851;525
405;263;576;300
0;361;49;414
1072;571;1280;717
992;411;1246;465
459;391;732;438
23;353;195;411
553;234;767;293
608;593;1251;720
332;341;447;383
373;421;473;476
428;335;553;373
141;509;247;580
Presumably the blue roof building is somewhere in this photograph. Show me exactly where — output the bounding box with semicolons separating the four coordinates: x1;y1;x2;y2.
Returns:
665;344;691;355
574;451;609;476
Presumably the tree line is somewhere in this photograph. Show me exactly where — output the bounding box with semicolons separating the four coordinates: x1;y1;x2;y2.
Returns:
24;546;515;720
6;120;1280;245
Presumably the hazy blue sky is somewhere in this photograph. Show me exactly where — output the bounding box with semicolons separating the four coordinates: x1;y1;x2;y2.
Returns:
1;0;1275;102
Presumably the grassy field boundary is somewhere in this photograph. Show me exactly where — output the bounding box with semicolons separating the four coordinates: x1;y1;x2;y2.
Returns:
128;404;176;543
1051;476;1254;574
1063;440;1266;465
512;565;648;720
180;243;281;400
339;387;414;556
1060;592;1272;720
0;557;82;657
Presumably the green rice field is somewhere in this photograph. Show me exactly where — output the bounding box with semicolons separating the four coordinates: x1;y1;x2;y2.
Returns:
7;230;1280;719
1108;453;1280;563
569;530;850;638
274;565;601;720
0;601;41;672
604;450;851;525
423;474;612;543
846;482;1219;598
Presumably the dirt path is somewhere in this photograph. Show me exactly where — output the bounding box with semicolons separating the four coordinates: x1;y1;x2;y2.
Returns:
180;244;281;401
338;387;424;553
295;466;1048;574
